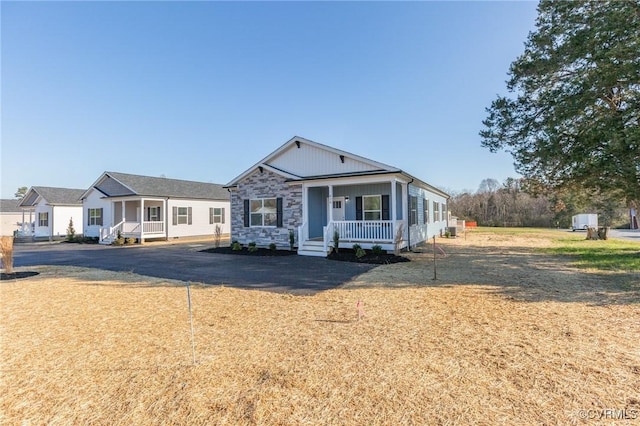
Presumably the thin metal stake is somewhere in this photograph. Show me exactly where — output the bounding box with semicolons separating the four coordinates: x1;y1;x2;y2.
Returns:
187;282;196;365
432;236;437;280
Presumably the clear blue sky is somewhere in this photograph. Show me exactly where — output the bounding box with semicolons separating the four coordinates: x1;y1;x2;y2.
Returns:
1;1;539;199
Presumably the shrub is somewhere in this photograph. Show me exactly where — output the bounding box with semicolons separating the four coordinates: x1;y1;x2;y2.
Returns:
213;224;222;248
355;247;366;259
66;218;76;242
371;244;384;255
332;230;340;253
125;237;137;245
248;242;258;253
0;236;14;273
113;238;125;246
289;230;295;251
232;242;242;251
269;242;277;251
352;243;361;251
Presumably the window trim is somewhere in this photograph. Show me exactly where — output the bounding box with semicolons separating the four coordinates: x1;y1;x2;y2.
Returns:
423;198;430;224
209;207;225;224
38;212;49;227
363;195;382;221
88;208;103;226
250;198;277;227
409;196;418;226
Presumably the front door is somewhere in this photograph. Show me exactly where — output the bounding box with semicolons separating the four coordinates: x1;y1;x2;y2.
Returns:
329;197;345;221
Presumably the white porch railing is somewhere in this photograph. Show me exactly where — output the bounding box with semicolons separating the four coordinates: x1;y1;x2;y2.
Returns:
100;220;125;242
143;221;164;234
123;222;140;233
332;220;395;242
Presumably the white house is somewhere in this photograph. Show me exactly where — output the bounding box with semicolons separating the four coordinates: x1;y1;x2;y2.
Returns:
225;136;450;256
81;171;230;244
0;199;26;236
17;187;85;240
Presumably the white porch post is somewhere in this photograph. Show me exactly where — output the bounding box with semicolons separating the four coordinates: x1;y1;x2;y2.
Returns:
164;199;169;241
328;185;333;224
140;198;145;244
391;178;397;237
401;182;408;243
302;185;308;242
121;201;125;226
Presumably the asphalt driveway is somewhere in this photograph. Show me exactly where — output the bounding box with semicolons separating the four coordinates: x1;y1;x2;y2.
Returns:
12;241;377;295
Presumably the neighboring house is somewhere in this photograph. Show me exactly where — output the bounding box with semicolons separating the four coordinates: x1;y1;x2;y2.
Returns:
0;199;27;236
80;171;230;244
225;136;450;256
17;187;85;240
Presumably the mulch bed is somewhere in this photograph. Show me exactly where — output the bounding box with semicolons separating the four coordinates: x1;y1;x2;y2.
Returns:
327;249;410;264
200;247;297;257
1;271;40;281
200;246;409;264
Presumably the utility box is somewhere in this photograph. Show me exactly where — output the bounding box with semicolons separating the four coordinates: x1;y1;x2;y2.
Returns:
572;214;598;231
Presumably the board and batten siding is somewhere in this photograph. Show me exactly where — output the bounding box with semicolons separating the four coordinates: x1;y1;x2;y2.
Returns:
166;199;230;238
267;142;381;178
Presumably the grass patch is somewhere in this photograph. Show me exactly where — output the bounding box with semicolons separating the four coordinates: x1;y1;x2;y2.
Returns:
544;237;640;271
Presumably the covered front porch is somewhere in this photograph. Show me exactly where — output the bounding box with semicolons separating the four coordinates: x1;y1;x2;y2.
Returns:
99;198;167;244
297;177;409;256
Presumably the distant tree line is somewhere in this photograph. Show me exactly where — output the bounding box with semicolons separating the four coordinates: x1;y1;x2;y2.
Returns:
449;178;629;229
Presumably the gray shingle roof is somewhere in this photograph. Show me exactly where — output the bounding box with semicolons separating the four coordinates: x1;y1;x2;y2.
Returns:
102;172;229;200
27;187;85;206
0;199;21;213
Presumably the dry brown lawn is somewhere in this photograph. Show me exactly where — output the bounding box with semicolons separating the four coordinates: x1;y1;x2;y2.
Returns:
1;229;639;425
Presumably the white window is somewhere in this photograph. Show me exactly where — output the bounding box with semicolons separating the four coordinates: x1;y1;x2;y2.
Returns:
363;195;381;220
251;198;277;227
424;198;430;224
177;207;189;224
38;212;48;227
209;207;225;224
172;206;192;225
410;196;418;226
89;208;103;226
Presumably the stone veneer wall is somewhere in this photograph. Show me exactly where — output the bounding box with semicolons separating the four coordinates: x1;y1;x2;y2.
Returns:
230;169;303;249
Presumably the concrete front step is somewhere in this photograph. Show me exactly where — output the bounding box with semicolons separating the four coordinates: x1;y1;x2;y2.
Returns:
298;240;328;257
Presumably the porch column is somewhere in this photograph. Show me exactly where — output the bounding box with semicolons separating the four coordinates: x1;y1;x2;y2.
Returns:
391;178;397;237
121;201;125;225
328;185;334;223
140;198;145;244
164;199;169;241
401;182;408;243
302;185;308;242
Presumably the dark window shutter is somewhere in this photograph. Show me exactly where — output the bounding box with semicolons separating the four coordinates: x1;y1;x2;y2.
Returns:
188;207;192;225
244;200;250;227
382;195;390;220
172;206;177;225
222;208;225;224
209;207;213;224
87;209;90;226
98;208;103;226
355;196;363;220
276;198;283;227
